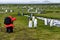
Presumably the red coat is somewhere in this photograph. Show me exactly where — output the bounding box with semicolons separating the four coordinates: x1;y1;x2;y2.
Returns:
5;16;16;28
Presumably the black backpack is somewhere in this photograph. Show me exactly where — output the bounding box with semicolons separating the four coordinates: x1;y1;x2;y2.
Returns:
4;17;12;25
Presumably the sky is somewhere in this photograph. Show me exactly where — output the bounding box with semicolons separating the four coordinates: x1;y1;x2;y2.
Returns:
0;0;60;4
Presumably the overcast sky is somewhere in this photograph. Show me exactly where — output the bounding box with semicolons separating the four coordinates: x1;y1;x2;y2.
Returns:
0;0;60;4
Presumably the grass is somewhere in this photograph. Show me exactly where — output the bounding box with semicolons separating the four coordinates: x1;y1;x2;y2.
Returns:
0;13;60;40
0;4;60;40
34;13;60;19
0;13;38;40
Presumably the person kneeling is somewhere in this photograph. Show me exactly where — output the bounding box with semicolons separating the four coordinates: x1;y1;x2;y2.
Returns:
4;16;16;33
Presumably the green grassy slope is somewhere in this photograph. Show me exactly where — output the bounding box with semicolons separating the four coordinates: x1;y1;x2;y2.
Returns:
0;13;60;40
0;4;60;40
